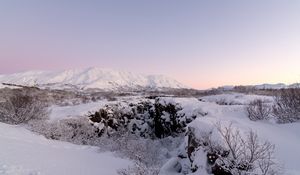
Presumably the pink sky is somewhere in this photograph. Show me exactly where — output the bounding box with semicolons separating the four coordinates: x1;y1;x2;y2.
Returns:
0;1;300;89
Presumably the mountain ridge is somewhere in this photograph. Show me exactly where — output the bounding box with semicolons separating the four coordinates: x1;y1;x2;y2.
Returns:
0;67;188;91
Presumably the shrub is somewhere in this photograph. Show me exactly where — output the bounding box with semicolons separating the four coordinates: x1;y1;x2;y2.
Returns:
246;99;271;121
118;162;159;175
0;93;49;124
215;124;277;175
29;117;100;145
273;88;300;123
215;98;234;105
110;130;182;173
153;99;187;138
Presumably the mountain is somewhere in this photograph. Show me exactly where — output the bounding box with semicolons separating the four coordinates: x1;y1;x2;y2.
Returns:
0;67;188;91
254;83;287;89
219;83;300;90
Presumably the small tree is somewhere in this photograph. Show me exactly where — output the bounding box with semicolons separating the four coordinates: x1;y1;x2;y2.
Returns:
214;124;278;175
246;99;271;121
186;123;279;175
0;93;48;124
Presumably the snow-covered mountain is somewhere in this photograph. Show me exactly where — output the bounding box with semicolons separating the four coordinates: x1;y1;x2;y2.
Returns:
219;83;300;90
0;67;188;91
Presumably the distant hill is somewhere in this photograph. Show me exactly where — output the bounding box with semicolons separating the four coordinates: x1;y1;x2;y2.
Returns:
218;83;300;90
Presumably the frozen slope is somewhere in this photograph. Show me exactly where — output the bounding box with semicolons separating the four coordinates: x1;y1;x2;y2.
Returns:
0;122;131;175
0;67;187;90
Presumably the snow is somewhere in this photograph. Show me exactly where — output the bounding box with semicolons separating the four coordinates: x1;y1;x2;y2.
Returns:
48;96;148;121
157;97;207;117
201;92;274;105
0;67;187;90
159;158;183;175
0;122;132;175
49;100;109;120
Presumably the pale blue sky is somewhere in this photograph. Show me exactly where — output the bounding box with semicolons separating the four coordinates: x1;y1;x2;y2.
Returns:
0;0;300;88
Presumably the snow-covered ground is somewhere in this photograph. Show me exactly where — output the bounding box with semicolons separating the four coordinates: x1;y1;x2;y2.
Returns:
0;92;299;174
200;92;274;105
0;122;131;175
49;101;109;121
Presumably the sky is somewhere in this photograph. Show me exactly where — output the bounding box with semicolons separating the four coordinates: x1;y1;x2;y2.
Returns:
0;0;300;89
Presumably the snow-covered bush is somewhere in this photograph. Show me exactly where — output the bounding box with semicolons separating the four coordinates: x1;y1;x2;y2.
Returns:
215;98;238;105
153;98;189;138
89;101;155;137
118;162;159;175
88;98;199;138
0;93;49;124
29;117;100;145
180;122;279;175
246;99;271;121
273;89;300;123
214;124;278;175
109;130;182;166
110;132;161;165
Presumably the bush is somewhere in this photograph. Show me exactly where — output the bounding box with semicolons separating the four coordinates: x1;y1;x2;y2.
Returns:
111;130;182;174
29;117;100;145
118;162;159;175
0;93;49;124
273;89;300;123
246;99;271;121
215;98;236;105
153;99;187;138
